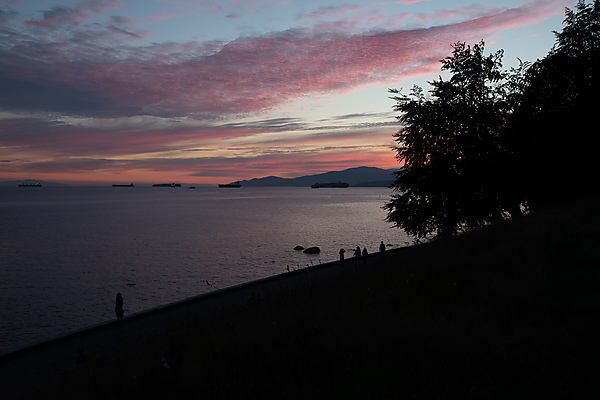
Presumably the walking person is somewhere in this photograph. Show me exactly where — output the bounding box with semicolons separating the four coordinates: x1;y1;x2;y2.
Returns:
339;248;345;261
115;292;124;322
362;247;368;264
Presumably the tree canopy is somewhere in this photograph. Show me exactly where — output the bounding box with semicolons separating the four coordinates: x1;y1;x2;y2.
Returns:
386;0;600;240
509;0;600;208
385;41;524;240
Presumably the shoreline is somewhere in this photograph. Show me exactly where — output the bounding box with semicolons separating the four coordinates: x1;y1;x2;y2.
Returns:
0;185;399;356
3;195;599;398
0;246;411;393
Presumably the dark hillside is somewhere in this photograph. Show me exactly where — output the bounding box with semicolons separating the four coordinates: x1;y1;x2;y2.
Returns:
240;166;395;187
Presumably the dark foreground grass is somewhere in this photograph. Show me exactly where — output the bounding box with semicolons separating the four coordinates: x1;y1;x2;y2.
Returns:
11;196;600;399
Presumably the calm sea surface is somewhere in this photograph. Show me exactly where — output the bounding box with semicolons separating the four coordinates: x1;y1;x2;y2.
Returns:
0;186;409;354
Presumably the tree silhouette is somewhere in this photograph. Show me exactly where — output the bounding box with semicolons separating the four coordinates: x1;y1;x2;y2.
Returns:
385;41;525;240
386;1;600;240
509;0;600;208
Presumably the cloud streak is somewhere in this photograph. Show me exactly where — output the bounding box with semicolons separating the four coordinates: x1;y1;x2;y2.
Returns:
1;0;566;120
24;0;123;27
0;0;572;184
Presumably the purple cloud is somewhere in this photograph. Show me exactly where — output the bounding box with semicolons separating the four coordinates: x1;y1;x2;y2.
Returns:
0;0;572;184
24;1;123;28
26;6;89;27
1;0;566;121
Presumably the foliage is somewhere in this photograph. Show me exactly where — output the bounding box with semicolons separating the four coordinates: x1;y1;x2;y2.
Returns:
387;0;600;239
509;0;600;208
554;0;600;56
385;41;525;240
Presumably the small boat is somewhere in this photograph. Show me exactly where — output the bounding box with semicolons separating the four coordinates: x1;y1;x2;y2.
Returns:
311;181;349;188
18;183;42;187
112;183;134;187
152;183;182;187
218;181;241;188
188;186;196;190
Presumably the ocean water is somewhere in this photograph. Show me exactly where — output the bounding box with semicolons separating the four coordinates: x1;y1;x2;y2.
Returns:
0;186;409;354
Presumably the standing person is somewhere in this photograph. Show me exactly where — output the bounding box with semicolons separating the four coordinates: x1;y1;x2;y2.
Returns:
354;246;361;265
339;248;345;261
362;247;368;264
379;241;386;252
115;293;124;322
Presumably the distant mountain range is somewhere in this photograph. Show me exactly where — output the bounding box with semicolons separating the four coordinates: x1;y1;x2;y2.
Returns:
0;167;398;187
239;166;397;187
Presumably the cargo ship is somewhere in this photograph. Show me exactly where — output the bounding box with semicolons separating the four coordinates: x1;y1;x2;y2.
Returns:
311;182;349;188
18;183;42;187
152;183;181;187
112;183;134;187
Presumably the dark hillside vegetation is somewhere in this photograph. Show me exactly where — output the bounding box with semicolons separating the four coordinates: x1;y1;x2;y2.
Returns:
386;1;600;239
11;195;600;399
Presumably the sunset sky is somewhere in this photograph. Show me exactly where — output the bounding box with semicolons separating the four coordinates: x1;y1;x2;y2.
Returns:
0;0;576;185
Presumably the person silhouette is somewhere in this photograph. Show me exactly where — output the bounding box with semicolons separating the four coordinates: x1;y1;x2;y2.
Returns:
362;247;368;264
115;293;124;322
354;246;361;265
379;241;386;252
76;347;87;365
339;248;345;261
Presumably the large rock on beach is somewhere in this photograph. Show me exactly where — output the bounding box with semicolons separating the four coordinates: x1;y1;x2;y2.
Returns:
303;246;320;254
294;245;305;251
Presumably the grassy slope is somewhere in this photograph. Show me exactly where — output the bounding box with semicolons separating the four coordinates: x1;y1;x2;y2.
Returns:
15;196;600;399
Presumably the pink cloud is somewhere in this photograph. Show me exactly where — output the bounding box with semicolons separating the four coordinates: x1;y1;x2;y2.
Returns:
0;115;262;158
0;108;398;183
305;4;368;20
7;0;566;121
0;0;570;185
415;5;501;24
0;136;398;185
397;0;430;5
